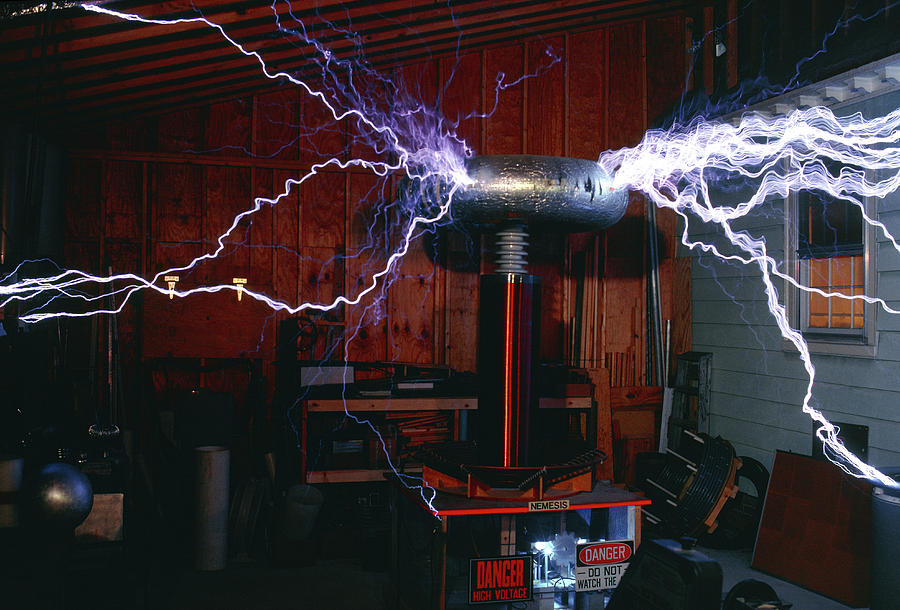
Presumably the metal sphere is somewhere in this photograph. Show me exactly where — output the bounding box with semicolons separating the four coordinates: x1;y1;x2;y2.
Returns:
24;462;93;530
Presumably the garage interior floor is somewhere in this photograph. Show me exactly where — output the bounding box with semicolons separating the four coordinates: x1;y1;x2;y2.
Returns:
4;534;861;609
146;544;858;610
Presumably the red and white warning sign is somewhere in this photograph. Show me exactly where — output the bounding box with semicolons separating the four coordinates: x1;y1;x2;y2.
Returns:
574;540;633;592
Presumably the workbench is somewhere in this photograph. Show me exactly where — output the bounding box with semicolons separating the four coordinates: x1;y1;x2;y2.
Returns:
388;478;650;610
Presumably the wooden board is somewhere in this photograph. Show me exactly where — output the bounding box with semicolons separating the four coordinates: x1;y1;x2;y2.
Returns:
645;16;686;126
65;158;101;240
607;21;645;150
532;235;566;362
344;173;388;364
202;165;252;284
142;290;275;359
306;397;477;412
103;160;142;240
387;225;435;364
272;169;300;307
206;97;251;157
157;106;206;154
248;167;275;286
587;367;614;481
254;88;299;160
610;386;663;409
525;36;564;157
444;231;479;372
753;451;871;607
154;163;202;243
298;91;346;163
440;52;482;153
567;28;607;160
301;170;345;249
483;44;524;154
105;117;156;152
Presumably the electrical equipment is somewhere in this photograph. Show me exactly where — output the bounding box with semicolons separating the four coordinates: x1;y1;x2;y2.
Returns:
606;538;722;610
640;431;740;537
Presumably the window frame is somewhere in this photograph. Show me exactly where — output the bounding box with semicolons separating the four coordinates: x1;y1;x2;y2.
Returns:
784;185;877;357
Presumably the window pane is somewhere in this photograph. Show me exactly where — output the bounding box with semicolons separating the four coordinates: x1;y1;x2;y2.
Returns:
797;164;864;259
809;258;830;288
805;255;865;331
809;292;829;328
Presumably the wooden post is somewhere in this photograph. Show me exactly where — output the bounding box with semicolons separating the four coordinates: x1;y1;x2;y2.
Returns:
587;367;613;480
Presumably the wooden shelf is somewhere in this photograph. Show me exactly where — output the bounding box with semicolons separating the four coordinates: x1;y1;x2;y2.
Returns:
305;396;477;412
538;396;592;409
301;397;476;483
306;467;421;483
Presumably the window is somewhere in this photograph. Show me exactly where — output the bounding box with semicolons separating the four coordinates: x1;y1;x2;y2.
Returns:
785;166;877;356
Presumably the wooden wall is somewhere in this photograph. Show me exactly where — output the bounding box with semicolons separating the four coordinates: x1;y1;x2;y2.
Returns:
63;14;692;410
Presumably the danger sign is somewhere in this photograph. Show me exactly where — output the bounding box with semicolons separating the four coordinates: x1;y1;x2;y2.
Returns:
469;555;533;604
575;540;633;593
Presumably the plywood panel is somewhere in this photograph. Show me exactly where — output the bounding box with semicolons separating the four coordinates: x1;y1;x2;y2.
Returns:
104;160;142;240
300;246;344;315
388;203;435;365
301;170;345;249
525;36;564;157
255;88;300;160
753;451;871;607
248;168;275;287
105;117;156;152
345;173;388;363
483;44;524;154
206;97;252;157
401;59;439;109
347;68;391;161
568;28;607;160
298;92;346;163
104;241;142;368
273;169;300;306
66;158;101;239
64;240;100;274
645;16;686;126
152;241;202;276
157;106;206;154
154;163;202;243
204;165;252;245
142;290;275;359
440;51;483;154
444;231;479;372
607;21;645;150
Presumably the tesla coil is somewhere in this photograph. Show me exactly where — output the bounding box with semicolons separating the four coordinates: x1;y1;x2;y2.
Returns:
420;154;629;497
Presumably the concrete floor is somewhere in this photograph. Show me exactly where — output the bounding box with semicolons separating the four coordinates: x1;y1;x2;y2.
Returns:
702;546;860;610
143;546;862;610
148;559;391;610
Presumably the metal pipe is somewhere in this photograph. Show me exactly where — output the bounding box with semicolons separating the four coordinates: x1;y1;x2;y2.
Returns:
194;446;230;571
647;199;664;386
